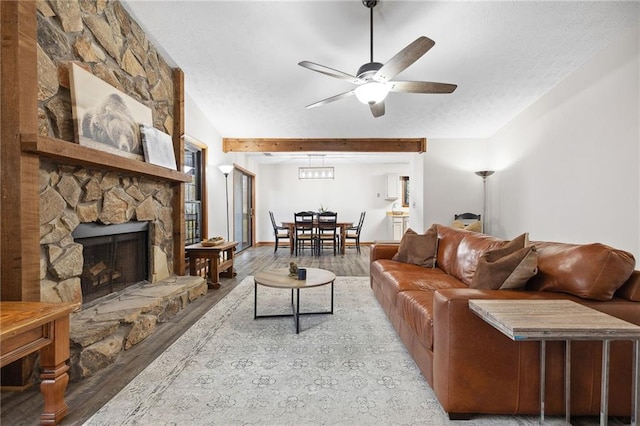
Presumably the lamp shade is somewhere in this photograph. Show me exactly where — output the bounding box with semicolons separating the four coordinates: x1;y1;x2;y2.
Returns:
354;82;390;105
218;164;234;176
475;170;495;179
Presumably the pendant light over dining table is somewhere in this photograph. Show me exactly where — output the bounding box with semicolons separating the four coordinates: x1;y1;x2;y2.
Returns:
298;155;334;180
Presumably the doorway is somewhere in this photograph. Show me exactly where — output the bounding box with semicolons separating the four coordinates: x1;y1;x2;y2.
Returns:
233;165;255;252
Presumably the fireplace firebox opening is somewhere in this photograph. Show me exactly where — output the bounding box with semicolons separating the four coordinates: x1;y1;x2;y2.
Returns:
73;222;150;306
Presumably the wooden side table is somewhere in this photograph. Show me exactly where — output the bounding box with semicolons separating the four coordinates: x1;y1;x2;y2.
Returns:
185;241;238;289
469;299;640;426
0;301;75;425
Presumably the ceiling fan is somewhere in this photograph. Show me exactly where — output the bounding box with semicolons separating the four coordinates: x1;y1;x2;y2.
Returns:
299;0;457;118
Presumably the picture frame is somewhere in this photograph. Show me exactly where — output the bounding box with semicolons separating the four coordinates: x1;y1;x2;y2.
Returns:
69;63;153;160
140;125;177;170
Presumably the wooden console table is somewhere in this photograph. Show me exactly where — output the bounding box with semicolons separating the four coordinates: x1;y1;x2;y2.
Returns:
469;299;640;426
0;301;75;425
185;241;238;289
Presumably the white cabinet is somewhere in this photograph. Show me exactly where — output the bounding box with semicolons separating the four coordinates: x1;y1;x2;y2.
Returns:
385;174;399;200
389;215;409;240
392;217;404;240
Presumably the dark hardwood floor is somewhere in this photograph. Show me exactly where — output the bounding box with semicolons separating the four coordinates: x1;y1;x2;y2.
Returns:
1;244;371;425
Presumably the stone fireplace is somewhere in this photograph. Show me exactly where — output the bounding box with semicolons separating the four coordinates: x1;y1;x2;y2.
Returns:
38;160;207;381
39;159;174;306
0;1;207;385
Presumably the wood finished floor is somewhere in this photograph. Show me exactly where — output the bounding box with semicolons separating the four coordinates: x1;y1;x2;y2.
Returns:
0;244;371;426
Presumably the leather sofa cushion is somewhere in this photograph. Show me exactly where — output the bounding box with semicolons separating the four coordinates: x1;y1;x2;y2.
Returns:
528;241;636;301
371;259;466;306
436;225;508;285
616;271;640;302
397;290;435;351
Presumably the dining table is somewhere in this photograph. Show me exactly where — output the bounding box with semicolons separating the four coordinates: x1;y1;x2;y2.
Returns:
281;220;354;255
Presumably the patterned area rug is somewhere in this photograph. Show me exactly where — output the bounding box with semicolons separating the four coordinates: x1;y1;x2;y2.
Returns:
85;277;575;425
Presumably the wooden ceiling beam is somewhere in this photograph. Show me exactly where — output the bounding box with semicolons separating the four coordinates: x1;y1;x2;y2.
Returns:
222;138;426;153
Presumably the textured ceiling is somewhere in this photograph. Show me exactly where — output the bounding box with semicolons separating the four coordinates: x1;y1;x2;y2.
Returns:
121;1;638;143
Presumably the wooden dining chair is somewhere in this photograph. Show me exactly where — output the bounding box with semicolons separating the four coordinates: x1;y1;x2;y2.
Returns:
294;211;315;256
344;211;365;254
316;211;338;256
453;212;482;232
269;211;290;253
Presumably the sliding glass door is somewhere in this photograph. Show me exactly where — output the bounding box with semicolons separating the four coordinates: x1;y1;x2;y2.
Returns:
232;166;254;252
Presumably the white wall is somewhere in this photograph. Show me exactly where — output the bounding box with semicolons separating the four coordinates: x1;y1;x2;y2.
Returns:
256;162;414;243
422;138;491;229
184;92;239;240
488;25;640;261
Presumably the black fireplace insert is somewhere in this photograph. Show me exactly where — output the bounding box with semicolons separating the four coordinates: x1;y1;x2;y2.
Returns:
72;222;149;306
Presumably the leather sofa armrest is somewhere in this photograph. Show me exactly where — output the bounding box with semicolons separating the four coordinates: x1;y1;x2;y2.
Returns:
370;244;400;262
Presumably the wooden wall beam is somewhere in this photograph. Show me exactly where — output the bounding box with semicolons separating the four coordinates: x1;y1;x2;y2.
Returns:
222;138;427;153
1;0;41;389
1;0;40;302
172;68;186;276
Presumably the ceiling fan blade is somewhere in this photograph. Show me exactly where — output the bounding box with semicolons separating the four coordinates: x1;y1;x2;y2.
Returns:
373;36;435;83
305;91;355;109
299;61;364;85
389;81;457;94
369;101;385;118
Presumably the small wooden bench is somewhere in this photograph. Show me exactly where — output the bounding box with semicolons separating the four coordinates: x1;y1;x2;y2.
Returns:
185;241;238;289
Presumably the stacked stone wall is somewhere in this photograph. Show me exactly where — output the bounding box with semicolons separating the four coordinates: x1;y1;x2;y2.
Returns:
37;0;174;139
35;0;178;305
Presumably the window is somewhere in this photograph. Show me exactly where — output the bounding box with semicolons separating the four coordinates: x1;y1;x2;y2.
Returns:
401;176;410;208
184;137;207;246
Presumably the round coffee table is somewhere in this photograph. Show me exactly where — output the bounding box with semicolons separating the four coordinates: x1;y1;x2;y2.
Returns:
254;267;336;333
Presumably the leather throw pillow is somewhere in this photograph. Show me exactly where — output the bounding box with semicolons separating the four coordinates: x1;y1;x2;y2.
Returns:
392;225;438;268
471;233;538;290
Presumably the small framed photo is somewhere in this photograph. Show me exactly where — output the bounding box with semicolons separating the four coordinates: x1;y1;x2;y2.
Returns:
139;125;177;170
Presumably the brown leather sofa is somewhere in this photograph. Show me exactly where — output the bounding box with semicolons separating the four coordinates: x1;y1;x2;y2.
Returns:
370;224;640;418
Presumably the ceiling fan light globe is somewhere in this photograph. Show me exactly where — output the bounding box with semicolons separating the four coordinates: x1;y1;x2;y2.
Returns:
354;82;390;105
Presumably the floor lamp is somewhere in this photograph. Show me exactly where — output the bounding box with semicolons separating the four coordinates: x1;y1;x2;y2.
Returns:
475;170;495;233
219;165;234;241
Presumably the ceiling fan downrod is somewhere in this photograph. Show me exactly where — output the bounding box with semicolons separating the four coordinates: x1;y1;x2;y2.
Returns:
363;0;378;63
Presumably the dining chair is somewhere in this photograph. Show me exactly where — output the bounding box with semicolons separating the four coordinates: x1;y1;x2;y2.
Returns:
344;211;366;254
294;211;315;256
269;211;290;253
316;211;338;256
453;212;482;232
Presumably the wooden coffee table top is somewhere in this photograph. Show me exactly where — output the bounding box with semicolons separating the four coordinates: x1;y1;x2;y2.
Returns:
254;267;336;289
469;299;640;341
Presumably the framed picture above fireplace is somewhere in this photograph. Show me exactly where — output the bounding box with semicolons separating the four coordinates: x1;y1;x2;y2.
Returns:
69;63;153;161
